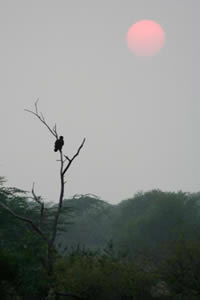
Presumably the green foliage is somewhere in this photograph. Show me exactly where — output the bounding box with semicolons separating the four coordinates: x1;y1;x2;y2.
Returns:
54;250;156;300
162;240;200;296
57;195;112;252
58;190;200;262
0;249;19;299
2;175;200;299
114;190;200;253
0;179;50;299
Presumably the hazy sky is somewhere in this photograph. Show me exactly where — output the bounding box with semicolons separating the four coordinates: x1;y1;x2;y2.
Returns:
1;1;200;204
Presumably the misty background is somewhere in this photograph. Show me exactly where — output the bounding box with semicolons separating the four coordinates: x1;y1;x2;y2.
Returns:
1;1;199;204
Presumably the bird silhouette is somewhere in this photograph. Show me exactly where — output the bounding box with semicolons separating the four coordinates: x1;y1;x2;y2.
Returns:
54;136;64;152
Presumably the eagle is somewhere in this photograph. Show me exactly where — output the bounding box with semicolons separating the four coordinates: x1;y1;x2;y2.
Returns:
54;136;64;152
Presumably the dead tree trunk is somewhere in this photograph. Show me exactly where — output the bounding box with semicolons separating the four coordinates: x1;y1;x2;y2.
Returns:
0;100;85;287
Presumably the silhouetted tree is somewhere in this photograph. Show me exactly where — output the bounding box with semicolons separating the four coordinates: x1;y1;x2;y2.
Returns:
0;100;86;298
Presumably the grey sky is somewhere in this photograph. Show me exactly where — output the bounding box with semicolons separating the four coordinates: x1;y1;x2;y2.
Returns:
1;1;200;203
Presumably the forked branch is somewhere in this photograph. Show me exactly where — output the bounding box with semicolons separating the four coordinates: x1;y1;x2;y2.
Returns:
63;137;86;176
25;100;58;139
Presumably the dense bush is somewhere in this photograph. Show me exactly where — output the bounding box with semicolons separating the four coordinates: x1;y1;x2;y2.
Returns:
54;249;157;300
162;240;200;297
0;250;19;299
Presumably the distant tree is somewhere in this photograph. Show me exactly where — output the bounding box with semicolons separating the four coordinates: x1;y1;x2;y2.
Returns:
113;190;200;259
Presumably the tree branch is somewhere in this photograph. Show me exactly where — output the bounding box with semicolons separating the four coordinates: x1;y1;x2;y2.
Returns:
0;201;48;242
31;183;44;230
49;138;85;247
25;100;58;139
24;101;86;274
63;138;86;176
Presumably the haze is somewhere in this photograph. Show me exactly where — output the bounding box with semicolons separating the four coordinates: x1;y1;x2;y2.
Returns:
1;1;200;204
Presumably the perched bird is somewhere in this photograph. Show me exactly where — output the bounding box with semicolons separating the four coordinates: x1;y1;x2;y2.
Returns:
54;136;64;152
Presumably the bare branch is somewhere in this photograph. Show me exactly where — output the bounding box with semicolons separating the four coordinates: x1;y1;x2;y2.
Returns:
31;183;44;230
64;155;71;162
32;183;42;205
25;100;58;139
71;137;86;160
40;112;45;121
53;124;58;137
0;201;48;242
63;138;86;176
35;98;39;114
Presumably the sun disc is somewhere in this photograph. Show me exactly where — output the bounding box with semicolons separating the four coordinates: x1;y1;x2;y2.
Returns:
127;20;165;56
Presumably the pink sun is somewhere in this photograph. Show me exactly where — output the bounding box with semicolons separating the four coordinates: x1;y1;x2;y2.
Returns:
127;20;165;56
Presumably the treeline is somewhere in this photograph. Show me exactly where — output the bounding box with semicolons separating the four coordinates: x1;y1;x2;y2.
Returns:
59;191;200;256
1;182;200;299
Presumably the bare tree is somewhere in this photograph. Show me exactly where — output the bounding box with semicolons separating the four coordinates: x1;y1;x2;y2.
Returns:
0;100;85;277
